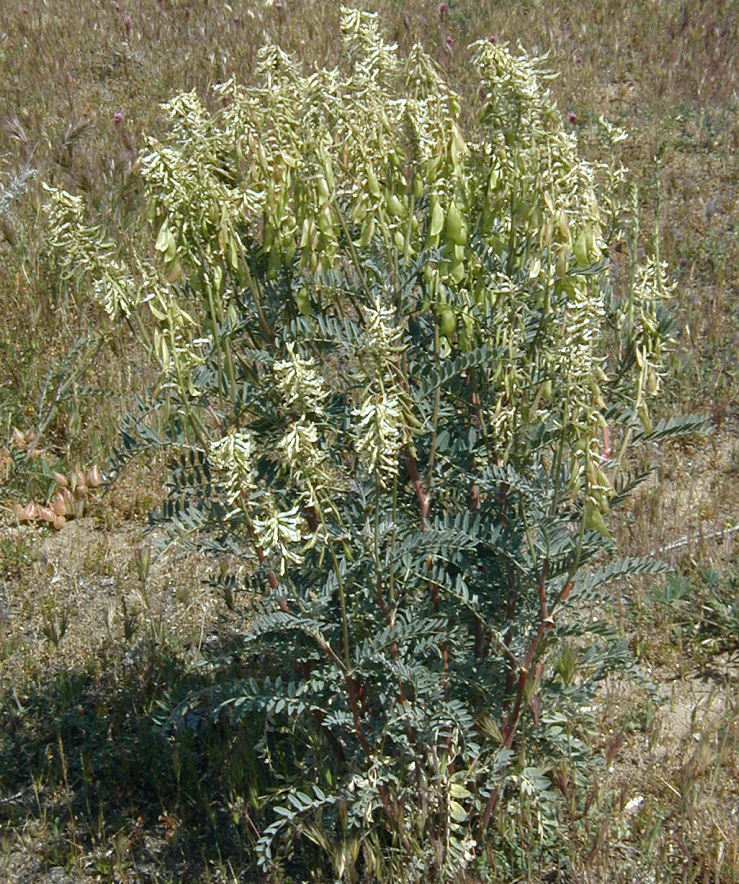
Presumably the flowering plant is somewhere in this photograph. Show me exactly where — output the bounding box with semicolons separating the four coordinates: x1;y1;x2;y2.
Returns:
45;8;702;878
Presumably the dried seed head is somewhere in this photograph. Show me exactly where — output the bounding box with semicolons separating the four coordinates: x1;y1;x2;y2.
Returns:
72;469;88;496
86;464;103;487
37;505;55;523
11;427;25;449
52;492;67;517
53;471;68;488
14;502;32;522
52;514;66;531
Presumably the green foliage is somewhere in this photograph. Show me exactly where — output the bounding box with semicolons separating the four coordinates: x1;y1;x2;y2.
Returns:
43;8;706;880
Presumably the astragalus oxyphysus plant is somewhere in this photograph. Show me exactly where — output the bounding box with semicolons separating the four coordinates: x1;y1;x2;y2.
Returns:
43;7;704;880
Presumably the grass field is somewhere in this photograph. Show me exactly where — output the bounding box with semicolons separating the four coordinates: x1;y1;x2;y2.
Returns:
0;1;736;880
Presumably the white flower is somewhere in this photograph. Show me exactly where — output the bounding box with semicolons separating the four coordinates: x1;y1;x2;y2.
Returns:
253;504;306;574
274;342;329;413
276;416;329;506
209;429;257;510
354;390;404;487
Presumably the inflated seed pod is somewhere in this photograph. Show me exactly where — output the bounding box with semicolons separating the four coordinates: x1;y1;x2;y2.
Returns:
429;199;445;238
445;201;467;246
86;465;103;487
37;505;55;524
556;248;568;278
14;502;33;522
387;193;405;219
647;368;659;395
439;307;457;338
557;208;571;243
574;231;589;268
52;492;67;517
72;470;88;497
367;167;381;198
449;259;465;283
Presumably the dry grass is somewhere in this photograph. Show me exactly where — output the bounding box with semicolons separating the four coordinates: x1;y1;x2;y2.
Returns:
0;0;736;880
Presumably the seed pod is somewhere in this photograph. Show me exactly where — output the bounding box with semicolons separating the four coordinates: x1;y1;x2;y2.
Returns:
585;224;600;260
449;258;465;283
595;468;613;495
52;492;67;517
540;217;553;247
367;167;381;198
72;470;88;497
11;427;26;449
445;201;467;246
359;215;375;248
556;248;568;278
295;287;313;317
53;471;68;488
646;368;659;395
439;307;457;338
52;514;66;531
387;193;404;219
574;230;589;268
14;502;33;522
37;505;55;524
429;199;444;237
584;502;610;538
316;176;330;203
557;208;570;244
86;465;103;487
637;402;652;434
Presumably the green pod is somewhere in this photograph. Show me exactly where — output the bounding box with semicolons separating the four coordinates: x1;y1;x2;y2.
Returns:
585;224;600;261
449;258;465;283
284;235;297;265
295;286;313;316
439;307;457;338
574;230;589;268
445;201;468;246
429;199;445;237
359;215;375;248
316;176;330;204
584;502;610;538
367;167;381;198
387;193;405;218
557;208;571;244
317;205;333;236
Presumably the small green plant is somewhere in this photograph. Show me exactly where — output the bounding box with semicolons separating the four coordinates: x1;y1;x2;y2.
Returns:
44;8;706;879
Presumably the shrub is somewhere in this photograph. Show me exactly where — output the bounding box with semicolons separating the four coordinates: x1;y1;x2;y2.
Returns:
45;8;704;880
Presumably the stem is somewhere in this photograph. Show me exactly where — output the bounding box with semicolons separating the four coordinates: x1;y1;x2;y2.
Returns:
242;263;275;345
405;448;429;525
424;321;441;491
480;562;550;833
